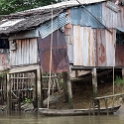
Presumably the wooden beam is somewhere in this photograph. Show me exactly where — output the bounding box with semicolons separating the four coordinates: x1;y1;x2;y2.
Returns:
71;70;112;82
9;64;39;74
94;93;124;100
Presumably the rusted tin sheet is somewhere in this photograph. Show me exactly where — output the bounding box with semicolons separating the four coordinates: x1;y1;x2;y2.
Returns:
105;29;115;66
0;50;9;70
65;36;74;63
115;44;124;66
102;2;124;28
71;25;117;67
70;3;103;28
96;29;106;66
73;26;95;66
38;30;69;73
65;19;74;63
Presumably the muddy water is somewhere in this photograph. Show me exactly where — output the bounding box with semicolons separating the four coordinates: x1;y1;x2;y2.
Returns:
0;113;124;124
0;108;124;124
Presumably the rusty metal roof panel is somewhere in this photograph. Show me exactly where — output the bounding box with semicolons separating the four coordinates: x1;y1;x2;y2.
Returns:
39;12;69;39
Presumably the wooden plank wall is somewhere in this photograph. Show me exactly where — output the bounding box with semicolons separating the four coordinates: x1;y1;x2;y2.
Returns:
10;38;38;66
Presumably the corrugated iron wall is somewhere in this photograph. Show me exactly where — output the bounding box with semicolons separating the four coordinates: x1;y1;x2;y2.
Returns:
70;3;103;28
38;30;69;73
73;26;95;66
115;45;124;66
0;49;9;70
65;24;116;67
102;2;124;28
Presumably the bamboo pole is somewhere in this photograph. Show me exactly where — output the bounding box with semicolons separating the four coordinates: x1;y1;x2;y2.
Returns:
47;3;53;109
37;67;42;108
7;74;11;115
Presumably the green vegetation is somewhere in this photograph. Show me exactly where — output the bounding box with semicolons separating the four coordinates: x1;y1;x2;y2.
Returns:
0;0;61;15
114;76;124;93
114;76;124;86
24;98;31;103
0;70;8;81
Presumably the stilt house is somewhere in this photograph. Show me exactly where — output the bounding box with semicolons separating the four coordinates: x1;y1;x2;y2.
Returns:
0;0;124;111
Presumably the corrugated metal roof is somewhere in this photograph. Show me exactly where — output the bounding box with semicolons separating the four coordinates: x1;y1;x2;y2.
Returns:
0;10;62;34
0;0;106;34
17;0;106;14
39;12;69;39
0;19;24;31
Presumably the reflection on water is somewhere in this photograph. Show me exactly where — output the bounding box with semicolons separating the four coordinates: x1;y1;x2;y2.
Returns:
0;113;124;124
0;108;124;124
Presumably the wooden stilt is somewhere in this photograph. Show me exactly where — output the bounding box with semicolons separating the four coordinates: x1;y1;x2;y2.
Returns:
63;72;73;109
7;74;11;114
92;68;98;106
37;67;42;108
18;90;21;111
33;71;37;108
122;68;124;79
62;72;68;102
104;98;109;115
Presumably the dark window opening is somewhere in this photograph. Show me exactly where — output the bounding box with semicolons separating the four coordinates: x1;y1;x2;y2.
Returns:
0;39;9;49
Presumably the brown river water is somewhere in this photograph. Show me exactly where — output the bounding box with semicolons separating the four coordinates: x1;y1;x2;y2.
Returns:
1;107;124;124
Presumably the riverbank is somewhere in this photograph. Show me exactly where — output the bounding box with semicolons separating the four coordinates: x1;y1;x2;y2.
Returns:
49;76;124;109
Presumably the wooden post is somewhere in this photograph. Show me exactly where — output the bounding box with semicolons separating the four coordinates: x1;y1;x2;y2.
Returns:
62;72;68;102
33;71;37;109
7;73;11;115
37;67;42;109
97;100;100;115
92;68;98;107
122;68;124;79
62;72;73;109
18;90;21;111
104;98;109;115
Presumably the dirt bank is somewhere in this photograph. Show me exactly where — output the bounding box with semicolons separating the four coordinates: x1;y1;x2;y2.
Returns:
49;71;124;109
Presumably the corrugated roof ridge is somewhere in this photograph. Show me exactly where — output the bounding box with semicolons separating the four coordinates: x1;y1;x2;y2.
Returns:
17;0;106;13
2;0;106;18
